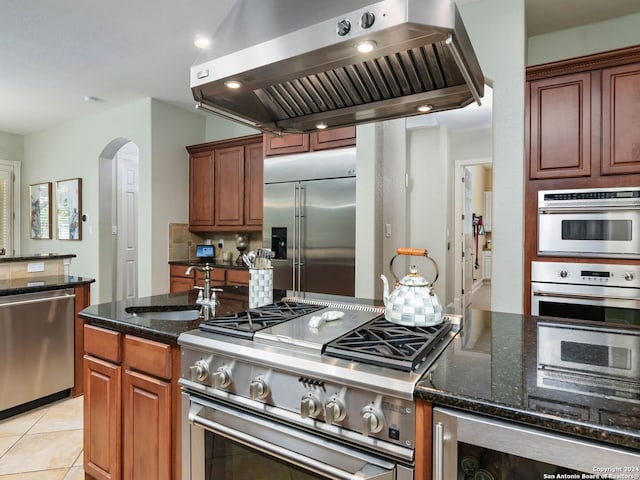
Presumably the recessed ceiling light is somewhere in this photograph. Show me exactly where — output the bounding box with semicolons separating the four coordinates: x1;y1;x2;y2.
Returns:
316;122;328;130
417;104;433;113
224;80;242;89
194;37;211;49
356;40;376;54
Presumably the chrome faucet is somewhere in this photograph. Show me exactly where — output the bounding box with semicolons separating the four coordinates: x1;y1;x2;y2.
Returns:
186;264;221;314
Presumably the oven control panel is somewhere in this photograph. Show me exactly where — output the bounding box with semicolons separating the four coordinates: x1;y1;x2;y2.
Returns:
180;346;417;453
532;261;640;288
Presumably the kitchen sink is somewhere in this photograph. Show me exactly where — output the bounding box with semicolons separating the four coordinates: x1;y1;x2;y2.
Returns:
126;306;200;321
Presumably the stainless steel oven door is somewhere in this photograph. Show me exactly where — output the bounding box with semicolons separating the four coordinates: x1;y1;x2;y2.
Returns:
531;282;640;326
182;393;408;480
537;209;640;258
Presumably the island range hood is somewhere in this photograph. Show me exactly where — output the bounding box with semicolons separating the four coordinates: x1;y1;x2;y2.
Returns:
191;0;484;134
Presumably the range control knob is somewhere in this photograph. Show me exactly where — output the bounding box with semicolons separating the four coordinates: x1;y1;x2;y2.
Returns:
189;360;210;382
625;272;635;281
336;19;351;36
212;367;231;389
249;378;269;400
559;269;568;278
300;393;322;419
324;396;346;424
360;406;384;436
360;11;375;29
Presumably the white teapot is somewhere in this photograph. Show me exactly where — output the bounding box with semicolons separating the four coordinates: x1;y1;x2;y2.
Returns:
380;248;443;327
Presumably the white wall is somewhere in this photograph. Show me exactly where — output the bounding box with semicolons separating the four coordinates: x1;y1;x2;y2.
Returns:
458;0;526;313
23;98;206;303
205;115;259;142
407;126;450;304
527;12;640;66
0;132;23;162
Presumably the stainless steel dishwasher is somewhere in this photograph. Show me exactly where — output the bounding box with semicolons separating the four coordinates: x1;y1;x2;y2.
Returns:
0;288;75;413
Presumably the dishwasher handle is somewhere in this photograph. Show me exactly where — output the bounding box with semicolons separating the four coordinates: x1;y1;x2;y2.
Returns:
0;293;76;308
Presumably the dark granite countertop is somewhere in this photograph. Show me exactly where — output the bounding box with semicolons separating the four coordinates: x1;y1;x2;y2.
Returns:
169;259;248;270
416;309;640;451
79;287;287;343
0;253;76;263
0;275;94;296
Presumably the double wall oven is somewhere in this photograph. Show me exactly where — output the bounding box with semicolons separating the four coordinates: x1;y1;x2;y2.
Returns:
534;186;640;326
179;299;460;480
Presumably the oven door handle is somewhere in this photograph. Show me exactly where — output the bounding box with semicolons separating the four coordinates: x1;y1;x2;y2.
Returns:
532;290;638;303
189;403;396;480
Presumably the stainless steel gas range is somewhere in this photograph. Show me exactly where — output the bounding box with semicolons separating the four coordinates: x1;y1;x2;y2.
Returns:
178;299;460;480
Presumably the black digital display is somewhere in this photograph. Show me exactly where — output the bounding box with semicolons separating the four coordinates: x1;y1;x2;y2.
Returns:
580;270;610;278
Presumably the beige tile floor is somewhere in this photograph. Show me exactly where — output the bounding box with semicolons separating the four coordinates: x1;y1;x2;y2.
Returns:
0;396;84;479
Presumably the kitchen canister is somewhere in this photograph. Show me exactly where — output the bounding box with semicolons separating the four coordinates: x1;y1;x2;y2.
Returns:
249;267;273;308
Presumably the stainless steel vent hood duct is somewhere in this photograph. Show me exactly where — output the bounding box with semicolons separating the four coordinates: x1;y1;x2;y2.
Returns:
191;0;484;134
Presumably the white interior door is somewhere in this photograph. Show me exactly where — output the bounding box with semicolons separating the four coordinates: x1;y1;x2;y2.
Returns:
462;167;473;309
116;151;138;300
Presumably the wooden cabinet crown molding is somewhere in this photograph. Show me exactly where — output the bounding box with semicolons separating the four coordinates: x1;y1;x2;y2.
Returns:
186;134;263;154
527;45;640;81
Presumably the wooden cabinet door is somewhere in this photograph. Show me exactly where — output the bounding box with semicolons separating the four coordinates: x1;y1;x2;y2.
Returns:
245;142;264;226
84;355;122;480
528;72;592;179
310;126;356;150
189;150;214;226
170;275;194;293
214;146;245;226
226;269;250;286
123;370;172;480
602;62;640;175
263;133;310;155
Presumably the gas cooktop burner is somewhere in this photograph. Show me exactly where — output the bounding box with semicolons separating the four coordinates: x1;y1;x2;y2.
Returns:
325;317;453;372
199;301;325;339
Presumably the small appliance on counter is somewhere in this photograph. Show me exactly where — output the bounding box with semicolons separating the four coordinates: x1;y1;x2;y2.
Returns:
195;244;215;262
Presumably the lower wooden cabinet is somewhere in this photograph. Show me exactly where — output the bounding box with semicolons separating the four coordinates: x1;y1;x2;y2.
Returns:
169;264;249;292
123;370;171;480
84;355;122;480
83;324;180;480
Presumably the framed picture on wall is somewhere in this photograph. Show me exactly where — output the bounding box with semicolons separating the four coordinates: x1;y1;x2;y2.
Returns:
56;178;82;240
29;182;52;239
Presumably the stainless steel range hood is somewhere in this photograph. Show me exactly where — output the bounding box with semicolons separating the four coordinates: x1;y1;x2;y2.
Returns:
191;0;484;134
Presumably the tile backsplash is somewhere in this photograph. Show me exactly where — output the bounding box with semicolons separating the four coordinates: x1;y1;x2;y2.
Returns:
168;223;263;261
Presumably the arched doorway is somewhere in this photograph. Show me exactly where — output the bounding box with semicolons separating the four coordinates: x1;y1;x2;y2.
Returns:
98;139;140;302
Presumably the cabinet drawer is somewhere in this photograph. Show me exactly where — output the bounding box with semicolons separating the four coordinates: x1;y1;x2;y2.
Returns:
170;264;193;279
194;269;226;285
124;335;172;380
226;269;250;286
84;324;122;363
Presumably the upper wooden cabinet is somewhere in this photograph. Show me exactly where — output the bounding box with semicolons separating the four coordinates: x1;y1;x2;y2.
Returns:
601;62;640;176
526;46;640;181
187;134;263;232
528;72;592;179
263;126;356;156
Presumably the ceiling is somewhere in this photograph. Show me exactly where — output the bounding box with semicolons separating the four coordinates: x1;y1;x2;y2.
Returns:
1;0;639;136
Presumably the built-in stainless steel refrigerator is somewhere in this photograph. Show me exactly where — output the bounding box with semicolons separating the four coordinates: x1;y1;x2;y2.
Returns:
263;147;356;296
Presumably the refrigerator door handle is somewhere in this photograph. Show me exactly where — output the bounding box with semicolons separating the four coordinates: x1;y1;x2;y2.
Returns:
292;183;299;292
297;185;305;293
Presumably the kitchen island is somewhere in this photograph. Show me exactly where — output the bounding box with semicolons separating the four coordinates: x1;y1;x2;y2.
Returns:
80;291;640;478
